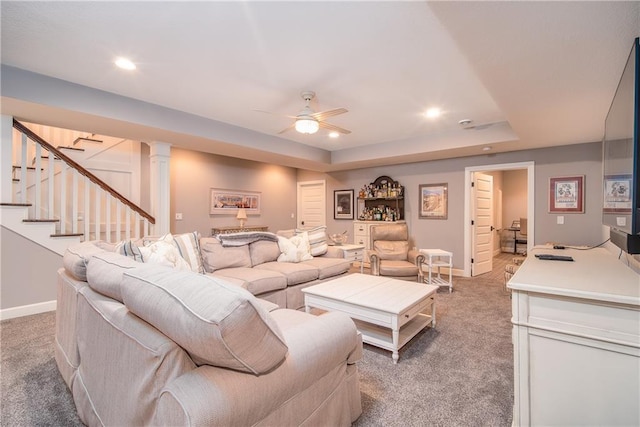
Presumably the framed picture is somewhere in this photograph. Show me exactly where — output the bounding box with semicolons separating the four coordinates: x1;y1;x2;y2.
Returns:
549;176;584;213
210;188;261;215
334;189;354;220
603;174;632;213
419;183;448;219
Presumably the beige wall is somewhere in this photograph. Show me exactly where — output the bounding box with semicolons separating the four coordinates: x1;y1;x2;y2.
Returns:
169;148;298;237
299;141;603;270
1;227;61;310
502;169;528;229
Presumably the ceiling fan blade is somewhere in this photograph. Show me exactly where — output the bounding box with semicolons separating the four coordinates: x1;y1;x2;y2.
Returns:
310;108;348;122
319;121;351;135
253;109;298;120
278;124;296;134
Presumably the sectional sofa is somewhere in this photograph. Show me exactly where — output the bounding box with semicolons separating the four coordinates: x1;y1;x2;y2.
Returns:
55;232;362;426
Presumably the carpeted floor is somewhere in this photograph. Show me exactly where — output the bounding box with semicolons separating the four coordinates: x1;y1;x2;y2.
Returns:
0;253;514;426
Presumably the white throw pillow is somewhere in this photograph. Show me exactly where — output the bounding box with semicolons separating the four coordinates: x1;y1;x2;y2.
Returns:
277;232;313;263
298;225;328;256
139;234;191;271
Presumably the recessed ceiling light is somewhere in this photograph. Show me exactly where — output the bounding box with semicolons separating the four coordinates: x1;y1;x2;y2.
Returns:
482;146;492;152
329;132;340;138
115;57;136;70
424;108;441;119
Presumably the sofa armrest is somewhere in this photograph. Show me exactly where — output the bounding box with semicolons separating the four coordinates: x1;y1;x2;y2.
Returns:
368;250;380;276
155;310;361;426
408;249;425;266
322;246;345;258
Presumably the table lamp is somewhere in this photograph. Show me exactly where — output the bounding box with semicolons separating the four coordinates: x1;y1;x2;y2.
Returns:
236;208;247;228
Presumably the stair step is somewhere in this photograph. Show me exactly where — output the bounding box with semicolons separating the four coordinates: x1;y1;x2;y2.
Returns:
23;219;59;223
73;136;103;145
12;165;43;171
51;233;83;238
0;202;32;207
58;145;85;152
12;178;19;182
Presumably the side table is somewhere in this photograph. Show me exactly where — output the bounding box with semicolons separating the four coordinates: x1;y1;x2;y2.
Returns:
419;249;453;293
334;243;366;273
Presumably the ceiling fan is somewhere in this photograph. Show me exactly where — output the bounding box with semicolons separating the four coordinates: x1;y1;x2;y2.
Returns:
257;91;351;135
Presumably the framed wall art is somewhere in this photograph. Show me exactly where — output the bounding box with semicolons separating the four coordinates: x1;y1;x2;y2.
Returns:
210;188;261;215
603;174;632;213
419;183;448;219
334;189;354;220
548;176;584;213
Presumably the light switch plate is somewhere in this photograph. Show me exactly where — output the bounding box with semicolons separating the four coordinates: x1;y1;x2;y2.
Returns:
557;216;564;225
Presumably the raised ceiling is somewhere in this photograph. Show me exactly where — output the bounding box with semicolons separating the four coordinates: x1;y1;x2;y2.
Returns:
1;1;638;171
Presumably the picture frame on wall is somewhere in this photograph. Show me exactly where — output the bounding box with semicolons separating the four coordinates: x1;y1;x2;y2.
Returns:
419;183;448;219
603;174;633;213
548;176;584;213
334;189;354;220
210;188;261;215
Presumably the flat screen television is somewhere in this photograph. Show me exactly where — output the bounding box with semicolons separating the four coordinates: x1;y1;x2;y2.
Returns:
602;37;640;254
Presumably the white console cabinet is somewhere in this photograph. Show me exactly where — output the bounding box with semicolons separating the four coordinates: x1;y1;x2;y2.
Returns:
508;247;640;426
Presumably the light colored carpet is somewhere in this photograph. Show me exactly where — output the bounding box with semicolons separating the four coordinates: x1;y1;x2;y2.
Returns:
0;253;514;426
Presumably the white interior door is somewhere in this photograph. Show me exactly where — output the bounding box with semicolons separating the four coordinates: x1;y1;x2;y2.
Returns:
296;180;326;229
472;172;494;276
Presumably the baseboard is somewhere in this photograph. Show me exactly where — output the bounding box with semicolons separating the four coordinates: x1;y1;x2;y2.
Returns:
0;300;56;321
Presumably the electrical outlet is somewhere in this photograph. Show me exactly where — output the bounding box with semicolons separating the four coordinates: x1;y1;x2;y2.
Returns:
175;213;183;220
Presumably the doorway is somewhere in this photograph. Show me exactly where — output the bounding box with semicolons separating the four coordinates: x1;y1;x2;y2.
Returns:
296;180;326;229
463;162;534;277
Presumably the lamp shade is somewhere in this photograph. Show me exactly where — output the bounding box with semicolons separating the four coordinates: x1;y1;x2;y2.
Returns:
295;118;319;134
236;208;247;220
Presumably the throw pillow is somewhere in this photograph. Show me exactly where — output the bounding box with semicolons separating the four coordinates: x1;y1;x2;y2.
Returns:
115;239;144;262
139;234;191;271
172;231;205;274
297;225;328;256
277;232;313;263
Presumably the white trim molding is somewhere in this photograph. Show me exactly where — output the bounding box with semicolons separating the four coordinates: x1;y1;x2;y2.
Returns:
0;300;56;321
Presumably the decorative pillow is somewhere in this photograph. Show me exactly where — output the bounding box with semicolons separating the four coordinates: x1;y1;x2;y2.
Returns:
116;239;144;262
139;234;191;271
277;232;313;263
121;265;288;374
172;231;205;274
297;225;328;256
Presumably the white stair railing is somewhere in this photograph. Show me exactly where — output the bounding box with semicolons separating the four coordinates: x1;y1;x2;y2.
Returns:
10;119;153;242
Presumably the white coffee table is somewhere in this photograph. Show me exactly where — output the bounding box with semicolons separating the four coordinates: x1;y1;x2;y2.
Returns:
303;273;438;363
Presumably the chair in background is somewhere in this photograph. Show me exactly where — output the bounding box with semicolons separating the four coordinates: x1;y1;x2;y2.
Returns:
515;217;527;255
368;223;424;282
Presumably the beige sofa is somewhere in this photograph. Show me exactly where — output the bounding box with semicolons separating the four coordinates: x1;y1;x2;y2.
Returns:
55;239;362;426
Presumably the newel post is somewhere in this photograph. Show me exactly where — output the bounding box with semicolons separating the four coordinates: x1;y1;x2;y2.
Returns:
0;115;13;203
148;141;171;236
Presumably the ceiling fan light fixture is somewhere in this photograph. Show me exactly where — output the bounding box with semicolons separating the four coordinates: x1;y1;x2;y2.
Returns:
295;118;319;134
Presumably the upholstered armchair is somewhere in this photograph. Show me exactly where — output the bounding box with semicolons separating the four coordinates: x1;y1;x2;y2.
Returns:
368;223;424;282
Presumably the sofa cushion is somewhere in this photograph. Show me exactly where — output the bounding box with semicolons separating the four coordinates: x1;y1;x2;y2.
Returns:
277;233;313;263
121;265;288;374
211;268;287;295
301;257;351;280
86;252;142;302
200;237;252;272
63;241;107;281
249;240;281;266
172;232;205;274
373;240;409;261
255;261;319;286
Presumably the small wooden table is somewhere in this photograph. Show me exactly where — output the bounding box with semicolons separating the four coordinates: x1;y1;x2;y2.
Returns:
303;274;438;364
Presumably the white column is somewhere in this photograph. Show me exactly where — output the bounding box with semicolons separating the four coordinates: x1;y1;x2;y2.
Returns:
148;141;171;236
1;115;14;203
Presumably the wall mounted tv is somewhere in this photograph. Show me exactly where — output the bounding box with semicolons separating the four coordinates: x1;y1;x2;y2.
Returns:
602;37;640;254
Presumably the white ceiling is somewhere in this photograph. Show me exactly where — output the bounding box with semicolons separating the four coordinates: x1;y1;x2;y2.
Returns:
1;1;638;171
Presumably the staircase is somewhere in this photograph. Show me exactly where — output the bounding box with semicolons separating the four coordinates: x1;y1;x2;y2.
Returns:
1;119;154;256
